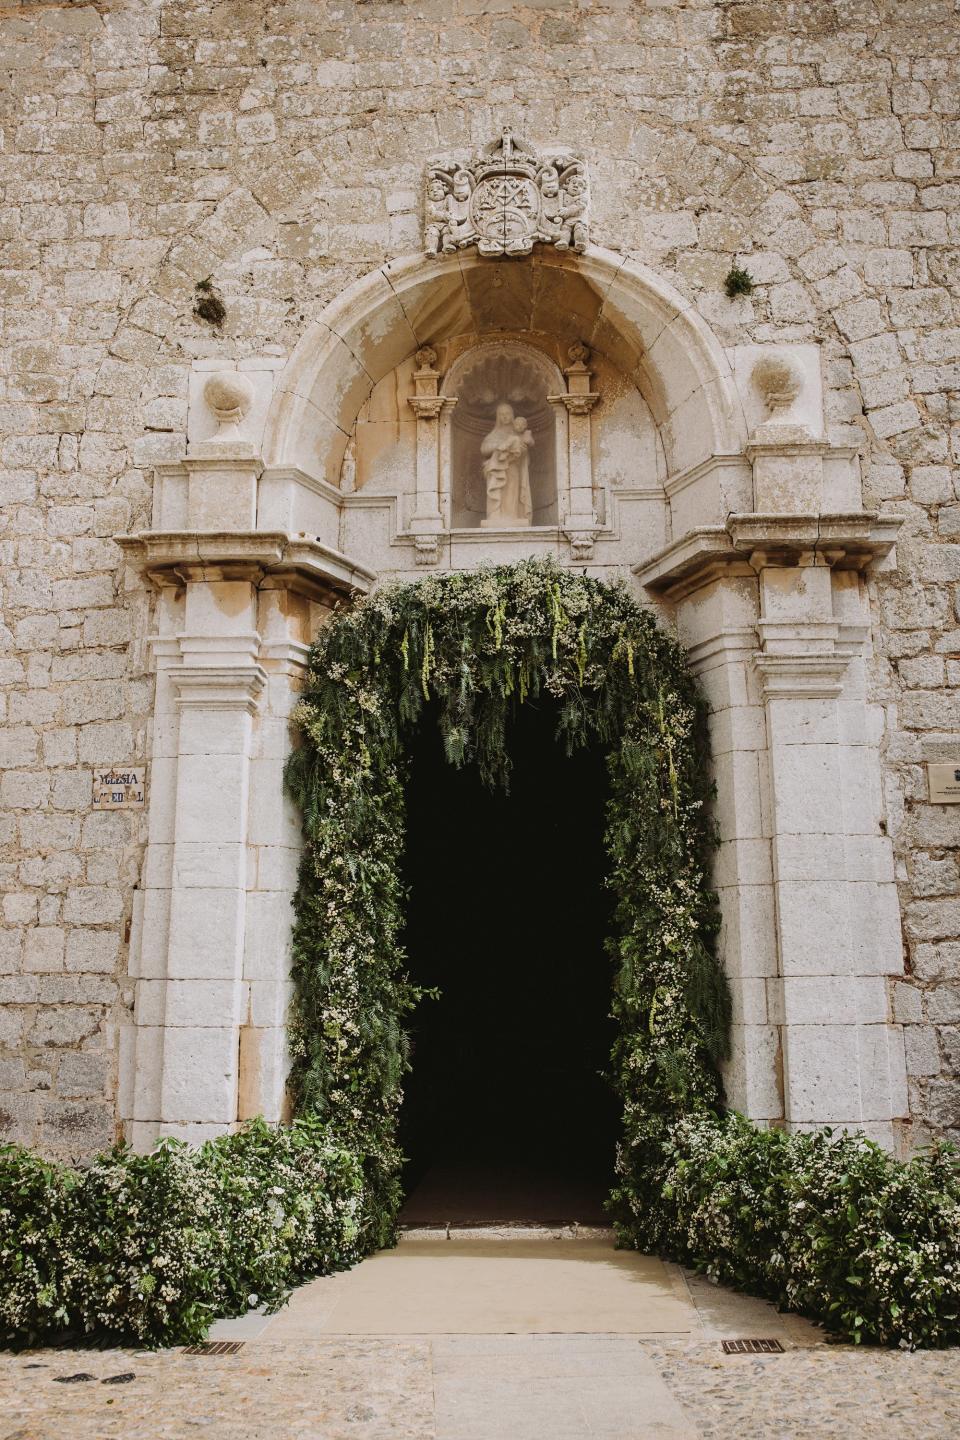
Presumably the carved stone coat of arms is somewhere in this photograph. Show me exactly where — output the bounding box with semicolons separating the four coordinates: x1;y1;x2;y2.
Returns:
425;128;589;259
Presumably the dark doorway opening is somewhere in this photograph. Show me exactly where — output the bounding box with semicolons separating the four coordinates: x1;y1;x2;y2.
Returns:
398;700;618;1227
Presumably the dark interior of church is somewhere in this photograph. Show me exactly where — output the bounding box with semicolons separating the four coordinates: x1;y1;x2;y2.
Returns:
399;700;619;1227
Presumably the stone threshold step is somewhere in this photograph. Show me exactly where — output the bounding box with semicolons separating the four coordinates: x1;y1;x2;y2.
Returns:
398;1223;616;1241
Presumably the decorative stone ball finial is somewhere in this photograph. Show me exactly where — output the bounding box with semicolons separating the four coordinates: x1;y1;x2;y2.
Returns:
414;345;438;371
751;355;802;417
567;341;591;368
203;371;255;441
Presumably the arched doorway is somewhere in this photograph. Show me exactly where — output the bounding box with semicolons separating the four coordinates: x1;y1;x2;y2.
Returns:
285;559;729;1247
121;242;908;1172
399;698;618;1226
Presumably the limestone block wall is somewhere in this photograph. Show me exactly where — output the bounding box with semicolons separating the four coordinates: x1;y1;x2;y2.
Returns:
0;0;958;1157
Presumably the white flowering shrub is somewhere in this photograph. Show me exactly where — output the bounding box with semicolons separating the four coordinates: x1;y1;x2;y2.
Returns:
630;1112;960;1348
0;1117;364;1348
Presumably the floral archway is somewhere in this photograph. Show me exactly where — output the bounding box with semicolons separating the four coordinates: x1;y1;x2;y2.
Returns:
286;557;730;1246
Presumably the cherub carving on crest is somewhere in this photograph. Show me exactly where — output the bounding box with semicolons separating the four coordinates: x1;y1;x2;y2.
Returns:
537;160;588;254
425;168;476;255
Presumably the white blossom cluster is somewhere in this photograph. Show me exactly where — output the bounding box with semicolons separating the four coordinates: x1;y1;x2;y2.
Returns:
634;1111;960;1349
0;1118;364;1347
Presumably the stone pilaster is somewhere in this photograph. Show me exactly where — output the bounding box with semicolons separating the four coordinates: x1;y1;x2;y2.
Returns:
550;343;600;560
678;574;783;1124
117;453;374;1147
407;346;454;565
752;555;907;1144
637;509;907;1143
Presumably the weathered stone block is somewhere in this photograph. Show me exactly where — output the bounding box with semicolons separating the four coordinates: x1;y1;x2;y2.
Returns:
913;942;960;982
2;894;37;925
28;1007;100;1048
925;986;960;1024
39;1098;114;1159
57;1052;109;1098
905;1024;941;1076
60;680;124;726
65;928;120;974
921;1079;960;1130
63;886;124;925
1;772;49;810
0;727;38;769
50;770;92;811
0;1092;38;1147
0;928;23;975
23;927;66;973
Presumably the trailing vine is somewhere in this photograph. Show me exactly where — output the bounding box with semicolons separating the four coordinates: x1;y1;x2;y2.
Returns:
286;557;730;1247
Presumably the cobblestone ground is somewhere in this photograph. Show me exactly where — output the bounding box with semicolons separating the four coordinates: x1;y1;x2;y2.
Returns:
649;1341;960;1439
2;1333;959;1439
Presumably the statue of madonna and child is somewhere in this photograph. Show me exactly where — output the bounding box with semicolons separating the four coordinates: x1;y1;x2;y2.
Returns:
479;402;535;527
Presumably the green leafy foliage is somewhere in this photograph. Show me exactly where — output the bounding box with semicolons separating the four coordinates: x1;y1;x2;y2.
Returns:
286;557;728;1245
724;265;755;297
639;1112;960;1348
0;1118;363;1348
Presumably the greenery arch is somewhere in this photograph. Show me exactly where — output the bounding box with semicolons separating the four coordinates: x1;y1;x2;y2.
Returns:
286;557;730;1248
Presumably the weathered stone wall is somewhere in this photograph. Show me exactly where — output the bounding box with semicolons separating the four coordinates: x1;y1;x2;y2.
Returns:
0;0;957;1158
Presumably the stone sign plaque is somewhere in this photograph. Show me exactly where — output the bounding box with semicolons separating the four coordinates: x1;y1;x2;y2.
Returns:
927;763;960;804
92;766;145;810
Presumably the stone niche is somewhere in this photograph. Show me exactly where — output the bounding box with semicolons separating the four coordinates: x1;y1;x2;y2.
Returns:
346;324;665;571
448;345;559;530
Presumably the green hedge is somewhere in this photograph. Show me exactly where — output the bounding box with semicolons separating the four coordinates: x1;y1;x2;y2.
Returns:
616;1112;960;1349
3;1112;960;1349
0;1118;365;1349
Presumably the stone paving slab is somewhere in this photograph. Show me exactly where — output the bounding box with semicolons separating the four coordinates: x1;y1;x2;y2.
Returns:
431;1335;695;1439
258;1239;694;1337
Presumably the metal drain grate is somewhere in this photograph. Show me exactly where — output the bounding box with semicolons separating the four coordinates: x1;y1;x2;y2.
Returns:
721;1338;785;1354
183;1340;246;1356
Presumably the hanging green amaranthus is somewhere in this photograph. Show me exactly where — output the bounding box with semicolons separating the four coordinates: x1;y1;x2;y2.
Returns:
285;557;730;1248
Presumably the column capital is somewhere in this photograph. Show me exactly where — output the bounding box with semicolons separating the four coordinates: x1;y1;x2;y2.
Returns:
117;530;375;605
407;394;456;420
635;511;903;602
166;634;267;713
548;391;600;416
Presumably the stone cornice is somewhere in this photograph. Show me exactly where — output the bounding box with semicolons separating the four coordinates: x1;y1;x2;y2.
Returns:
635;511;904;600
169;664;267;714
117;530;376;603
752;653;851;701
663;452;749;501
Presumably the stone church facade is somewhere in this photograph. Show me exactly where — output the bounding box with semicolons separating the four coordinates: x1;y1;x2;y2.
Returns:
1;0;958;1163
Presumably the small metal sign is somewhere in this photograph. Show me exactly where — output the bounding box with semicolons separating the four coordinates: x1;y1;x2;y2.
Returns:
927;763;960;805
721;1338;784;1355
92;766;145;810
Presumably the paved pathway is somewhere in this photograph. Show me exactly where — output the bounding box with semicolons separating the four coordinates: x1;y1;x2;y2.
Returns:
2;1232;959;1438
